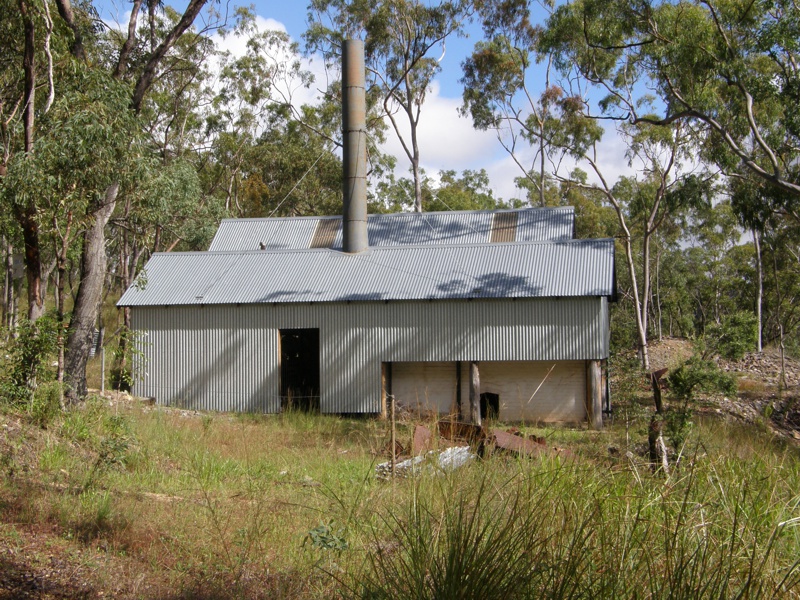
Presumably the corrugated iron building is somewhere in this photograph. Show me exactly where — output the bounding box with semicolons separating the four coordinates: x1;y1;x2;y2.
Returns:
119;207;615;424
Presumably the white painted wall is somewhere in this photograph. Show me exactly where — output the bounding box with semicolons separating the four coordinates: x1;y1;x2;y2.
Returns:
391;360;586;423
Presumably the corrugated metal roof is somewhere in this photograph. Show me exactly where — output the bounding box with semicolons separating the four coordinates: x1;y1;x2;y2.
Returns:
118;238;614;307
207;207;574;251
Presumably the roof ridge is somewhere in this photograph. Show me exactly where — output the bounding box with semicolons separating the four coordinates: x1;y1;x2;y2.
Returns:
217;205;575;224
156;237;613;258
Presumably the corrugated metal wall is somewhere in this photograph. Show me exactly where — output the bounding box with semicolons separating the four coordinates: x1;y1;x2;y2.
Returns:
131;296;608;414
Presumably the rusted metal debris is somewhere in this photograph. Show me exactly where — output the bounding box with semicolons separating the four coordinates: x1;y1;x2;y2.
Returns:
383;439;405;459
438;420;486;443
490;428;547;456
412;424;433;456
652;367;669;382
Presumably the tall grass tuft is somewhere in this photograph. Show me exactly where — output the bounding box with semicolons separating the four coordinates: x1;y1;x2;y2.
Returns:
347;449;800;600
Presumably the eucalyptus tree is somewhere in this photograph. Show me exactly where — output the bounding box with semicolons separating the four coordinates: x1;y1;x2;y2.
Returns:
209;12;336;216
234;108;344;218
682;200;744;330
2;68;142;384
542;0;800;213
63;0;218;402
108;5;218;300
514;169;618;238
463;0;711;369
378;168;506;212
0;0;69;321
202;12;344;220
306;0;471;212
540;0;800;359
461;0;563;207
430;169;505;212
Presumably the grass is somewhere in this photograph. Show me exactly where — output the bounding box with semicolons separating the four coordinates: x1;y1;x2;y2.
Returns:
1;394;799;598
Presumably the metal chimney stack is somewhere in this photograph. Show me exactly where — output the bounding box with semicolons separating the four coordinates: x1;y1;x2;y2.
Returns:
342;39;368;253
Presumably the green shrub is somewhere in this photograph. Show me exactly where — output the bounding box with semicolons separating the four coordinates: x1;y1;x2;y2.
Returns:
705;311;758;360
29;382;63;428
666;357;736;449
0;315;58;408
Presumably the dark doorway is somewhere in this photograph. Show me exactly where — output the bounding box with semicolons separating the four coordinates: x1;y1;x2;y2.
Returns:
480;392;500;421
279;329;320;411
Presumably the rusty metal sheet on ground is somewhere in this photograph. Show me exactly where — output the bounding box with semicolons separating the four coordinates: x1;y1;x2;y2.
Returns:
438;420;485;443
490;428;547;456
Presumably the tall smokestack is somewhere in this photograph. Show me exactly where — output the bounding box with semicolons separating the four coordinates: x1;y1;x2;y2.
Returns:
342;39;368;253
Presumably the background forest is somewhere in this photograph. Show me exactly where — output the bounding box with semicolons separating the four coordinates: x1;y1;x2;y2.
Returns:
0;0;798;399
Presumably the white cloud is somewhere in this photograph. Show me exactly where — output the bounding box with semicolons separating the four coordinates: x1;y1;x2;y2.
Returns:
481;126;635;202
376;79;637;202
207;16;329;110
378;81;505;178
212;16;288;57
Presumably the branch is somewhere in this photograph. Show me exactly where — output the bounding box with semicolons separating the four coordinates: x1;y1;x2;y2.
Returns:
735;80;781;174
131;0;209;112
53;0;85;60
41;0;55;114
17;0;35;153
114;0;143;78
634;111;800;196
700;0;732;51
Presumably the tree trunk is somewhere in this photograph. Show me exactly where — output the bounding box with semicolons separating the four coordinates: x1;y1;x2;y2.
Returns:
771;246;787;389
64;184;118;403
586;360;603;430
655;244;663;341
53;0;86;60
469;361;481;426
410;111;423;213
753;228;763;353
17;209;44;321
621;230;649;370
5;243;18;332
114;0;143;77
648;372;669;474
15;0;46;322
2;238;9;327
55;212;73;389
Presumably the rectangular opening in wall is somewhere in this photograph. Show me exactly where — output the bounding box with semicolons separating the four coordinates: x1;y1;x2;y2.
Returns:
480;392;499;421
279;328;320;411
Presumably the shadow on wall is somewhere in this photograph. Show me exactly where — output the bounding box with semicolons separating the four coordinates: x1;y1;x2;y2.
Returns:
164;333;279;414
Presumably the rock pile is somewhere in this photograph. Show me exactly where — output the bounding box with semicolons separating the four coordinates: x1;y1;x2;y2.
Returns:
721;349;800;388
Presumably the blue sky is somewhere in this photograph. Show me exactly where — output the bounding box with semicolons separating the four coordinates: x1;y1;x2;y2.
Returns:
96;0;632;202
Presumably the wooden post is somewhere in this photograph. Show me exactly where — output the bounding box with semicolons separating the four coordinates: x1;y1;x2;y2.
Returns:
380;363;388;419
586;360;603;430
390;394;396;478
469;361;481;426
456;361;462;421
